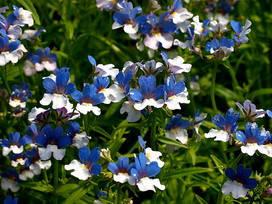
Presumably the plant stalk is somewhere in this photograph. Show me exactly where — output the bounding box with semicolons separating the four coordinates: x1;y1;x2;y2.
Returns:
211;63;218;112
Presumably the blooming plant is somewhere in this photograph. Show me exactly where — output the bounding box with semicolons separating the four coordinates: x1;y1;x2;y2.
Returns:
0;1;272;203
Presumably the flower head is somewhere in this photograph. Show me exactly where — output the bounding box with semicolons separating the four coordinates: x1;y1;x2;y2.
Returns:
236;99;265;122
9;82;32;108
230;20;251;43
222;165;257;199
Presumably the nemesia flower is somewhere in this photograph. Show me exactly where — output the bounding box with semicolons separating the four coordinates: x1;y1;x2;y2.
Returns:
120;101;143;122
40;67;75;109
4;196;18;204
24;47;57;75
138;12;176;50
18;167;34;181
12;107;28;118
20;28;45;40
230;20;251;43
161;52;192;74
167;0;193;24
94;76;112;104
205;108;240;142
67;121;91;149
138;60;164;75
9;82;32;108
25;147;51;176
258;133;272;157
164;76;190;110
165;114;190;144
65;147;101;180
35;125;71;160
71;83;105;115
191;16;210;36
1;169;20;192
205;36;234;58
0;33;27;66
130;152;165;192
109;70;133;102
88;55;119;80
0;6;9;14
1;132;31;156
108;156;135;184
209;19;229;33
10;5;34;27
190;110;207;137
129;75;164;110
236;122;270;156
222;165;257;199
0;14;22;39
112;2;142;34
10;153;26;167
96;0;123;11
138;136;164;168
235;99;265;122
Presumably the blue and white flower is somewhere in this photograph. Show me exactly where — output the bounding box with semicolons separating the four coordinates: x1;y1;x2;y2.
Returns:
65;147;101;180
236;122;270;156
35;125;71;160
10;5;34;27
161;52;192;74
165;114;190;144
71;83;105;115
230;19;251;43
112;2;142;34
1;132;31;156
40;67;75;109
191;16;210;36
120;101;143;122
129;75;164;110
94;76;112;104
167;0;193;24
205;36;234;57
222;165;257;199
130;152;165;192
1;169;20;192
164;76;190;110
67;121;91;149
108;156;135;184
139;60;164;75
10;152;26;167
205;108;240;142
9;82;32;108
236;99;265;122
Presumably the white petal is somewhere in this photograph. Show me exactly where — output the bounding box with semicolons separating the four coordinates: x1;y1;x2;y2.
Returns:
120;101;142;122
204;129;230;142
113;173;131;183
1;178;20;192
72;133;90;149
137;177;165;192
222;181;248;199
52;148;66;160
40;93;53;106
241;144;259;156
124;24;138;34
52;94;67;109
166;128;188;144
64;160;91;180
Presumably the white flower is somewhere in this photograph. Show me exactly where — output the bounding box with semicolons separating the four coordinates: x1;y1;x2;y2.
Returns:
136;177;165;192
38;145;66;160
1;178;20;192
205;129;230;142
166;128;188;144
64;159;92;180
95;64;119;80
222;181;248;199
145;147;164;168
120;101;142;122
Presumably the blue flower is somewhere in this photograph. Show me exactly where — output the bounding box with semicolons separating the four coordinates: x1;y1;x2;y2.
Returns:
9;82;32;108
4;196;18;204
112;2;142;34
205;36;234;58
40;67;75;109
71;83;105;115
230;20;252;43
108;156;135;184
11;5;34;27
1;169;20;192
10;152;26;167
138;136;146;150
222;164;257;199
129;75;164;110
35;125;71;160
205;108;240;142
130;152;165;192
65;147;101;180
167;0;193;24
67;121;90;148
1;132;31;156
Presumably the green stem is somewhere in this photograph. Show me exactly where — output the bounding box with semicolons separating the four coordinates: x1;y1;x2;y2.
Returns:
53;159;59;204
43;169;49;183
211;63;218;112
150;112;156;150
115;183;121;204
0;66;11;94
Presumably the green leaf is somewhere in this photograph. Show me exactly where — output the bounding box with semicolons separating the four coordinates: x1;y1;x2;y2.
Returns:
16;0;41;25
19;181;53;192
157;136;188;149
168;167;213;179
210;154;226;174
57;184;79;194
91;126;111;139
248;88;272;99
65;21;74;39
228;153;243;168
195;194;208;204
63;184;90;204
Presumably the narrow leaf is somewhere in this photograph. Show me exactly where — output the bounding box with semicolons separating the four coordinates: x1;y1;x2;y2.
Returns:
157;136;188;149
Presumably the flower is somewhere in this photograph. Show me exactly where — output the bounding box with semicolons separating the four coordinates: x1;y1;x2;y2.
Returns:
10;152;26;167
161;52;192;74
120;101;143;122
130;152;165;192
108;156;135;184
222;165;257;199
71;83;105;115
94;76;112;104
129;75;164;110
40;67;75;109
165;114;190;144
65;147;101;180
205;36;234;59
164;76;190;110
191;16;210;36
236;99;265;122
24;47;57;75
11;5;34;27
138;12;176;50
35;125;71;160
167;0;193;24
205;108;240;142
0;33;27;66
236;122;270;156
230;20;251;43
96;0;123;11
9;81;32;108
4;196;18;204
1;132;31;156
67;121;91;148
112;2;142;34
1;169;20;192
